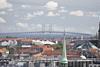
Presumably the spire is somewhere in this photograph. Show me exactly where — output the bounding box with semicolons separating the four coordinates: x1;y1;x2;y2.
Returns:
98;22;100;32
98;16;100;32
98;20;100;40
62;31;67;59
60;30;68;64
98;17;100;48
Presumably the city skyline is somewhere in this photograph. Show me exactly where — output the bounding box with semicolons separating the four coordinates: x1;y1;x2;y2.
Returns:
0;0;100;34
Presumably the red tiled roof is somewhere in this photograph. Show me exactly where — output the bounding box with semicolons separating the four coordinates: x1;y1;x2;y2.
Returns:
42;49;81;58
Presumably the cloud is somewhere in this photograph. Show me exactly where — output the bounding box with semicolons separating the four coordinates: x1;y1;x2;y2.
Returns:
0;11;6;14
37;24;42;28
69;10;99;17
23;11;44;20
45;1;58;10
47;11;60;16
0;17;6;23
33;11;44;16
14;14;19;18
25;13;34;20
58;7;68;13
65;27;76;32
16;22;28;28
52;25;76;32
30;24;43;31
0;0;12;9
86;12;99;17
7;8;14;12
58;9;68;13
69;10;84;16
21;5;31;8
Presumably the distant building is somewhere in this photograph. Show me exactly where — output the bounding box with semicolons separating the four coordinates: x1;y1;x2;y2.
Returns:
32;40;56;45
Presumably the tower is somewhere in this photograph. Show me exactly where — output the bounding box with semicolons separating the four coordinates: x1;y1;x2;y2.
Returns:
59;31;68;67
98;22;100;48
98;22;100;40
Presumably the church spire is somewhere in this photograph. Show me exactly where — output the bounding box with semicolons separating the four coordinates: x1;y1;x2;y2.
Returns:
98;19;100;40
59;30;68;67
98;22;100;32
98;18;100;48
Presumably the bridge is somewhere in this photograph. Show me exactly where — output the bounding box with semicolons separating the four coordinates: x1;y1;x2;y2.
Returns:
0;31;92;40
0;31;91;35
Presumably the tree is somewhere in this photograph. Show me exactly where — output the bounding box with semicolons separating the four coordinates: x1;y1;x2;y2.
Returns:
54;42;63;50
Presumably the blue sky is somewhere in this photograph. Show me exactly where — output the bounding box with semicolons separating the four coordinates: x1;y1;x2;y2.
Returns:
0;0;100;34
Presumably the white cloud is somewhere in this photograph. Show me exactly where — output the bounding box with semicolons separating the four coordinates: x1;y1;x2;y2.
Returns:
47;11;60;16
23;11;44;20
86;12;99;17
65;27;76;32
45;1;58;10
30;24;42;31
69;10;84;16
16;22;28;28
58;9;68;13
0;0;12;9
0;11;6;14
52;25;76;32
33;11;44;16
21;5;31;8
0;17;6;23
59;7;68;13
22;11;44;20
37;24;42;28
91;14;98;17
69;10;99;17
27;13;34;17
14;14;19;17
25;13;34;20
7;8;14;12
60;7;65;9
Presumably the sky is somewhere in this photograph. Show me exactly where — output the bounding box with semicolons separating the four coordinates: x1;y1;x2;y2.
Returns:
0;0;100;34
